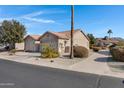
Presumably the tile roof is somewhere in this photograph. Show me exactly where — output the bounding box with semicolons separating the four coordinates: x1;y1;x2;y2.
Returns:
25;35;41;41
25;29;89;41
47;29;89;40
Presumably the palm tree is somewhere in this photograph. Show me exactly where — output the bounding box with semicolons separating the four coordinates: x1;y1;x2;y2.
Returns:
107;29;113;39
70;5;74;59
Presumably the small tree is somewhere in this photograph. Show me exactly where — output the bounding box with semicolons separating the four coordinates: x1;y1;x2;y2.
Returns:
0;20;26;49
107;29;113;39
87;34;96;48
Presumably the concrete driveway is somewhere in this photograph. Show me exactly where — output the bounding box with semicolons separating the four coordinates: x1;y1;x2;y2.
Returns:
69;50;110;74
69;50;124;78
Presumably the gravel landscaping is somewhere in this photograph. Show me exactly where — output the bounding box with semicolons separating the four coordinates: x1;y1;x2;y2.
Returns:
0;51;89;67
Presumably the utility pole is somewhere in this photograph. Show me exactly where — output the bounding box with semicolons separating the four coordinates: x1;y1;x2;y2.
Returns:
70;5;74;59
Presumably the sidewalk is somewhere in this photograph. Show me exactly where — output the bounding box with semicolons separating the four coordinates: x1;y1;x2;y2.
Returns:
0;50;124;78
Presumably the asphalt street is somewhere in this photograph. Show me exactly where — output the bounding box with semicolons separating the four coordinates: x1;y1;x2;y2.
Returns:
0;59;124;88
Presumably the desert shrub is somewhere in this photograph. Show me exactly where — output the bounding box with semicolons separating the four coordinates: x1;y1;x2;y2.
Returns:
41;46;59;58
109;41;124;62
92;46;101;52
110;47;124;62
9;49;16;55
73;46;89;58
89;44;93;49
90;44;95;49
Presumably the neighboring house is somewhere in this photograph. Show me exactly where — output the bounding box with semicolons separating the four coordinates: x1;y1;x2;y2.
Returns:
24;35;41;52
96;38;119;47
40;29;89;55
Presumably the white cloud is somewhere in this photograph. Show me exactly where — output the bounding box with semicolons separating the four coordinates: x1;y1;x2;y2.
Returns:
22;11;43;18
21;11;55;24
0;11;55;23
23;17;55;23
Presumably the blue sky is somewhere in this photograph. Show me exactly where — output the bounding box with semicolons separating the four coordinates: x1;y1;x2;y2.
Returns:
0;5;124;38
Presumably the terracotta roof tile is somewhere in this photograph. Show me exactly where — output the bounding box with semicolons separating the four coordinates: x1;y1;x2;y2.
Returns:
48;29;89;40
25;35;41;41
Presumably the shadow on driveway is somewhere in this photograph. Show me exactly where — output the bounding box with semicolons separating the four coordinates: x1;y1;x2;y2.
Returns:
94;57;112;63
107;57;124;72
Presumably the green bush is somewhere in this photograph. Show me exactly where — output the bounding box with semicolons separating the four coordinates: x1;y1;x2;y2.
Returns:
41;46;59;58
92;47;101;52
73;46;89;58
109;41;124;62
110;47;124;62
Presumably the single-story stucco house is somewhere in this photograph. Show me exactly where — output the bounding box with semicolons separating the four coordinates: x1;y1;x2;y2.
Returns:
40;29;89;55
24;35;41;52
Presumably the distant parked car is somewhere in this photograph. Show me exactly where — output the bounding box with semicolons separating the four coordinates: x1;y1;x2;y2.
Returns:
4;46;10;50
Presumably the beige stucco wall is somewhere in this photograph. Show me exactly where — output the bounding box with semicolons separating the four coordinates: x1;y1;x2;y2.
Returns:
40;31;89;54
58;31;89;54
24;37;35;52
40;33;58;52
58;39;68;54
16;42;24;50
73;31;89;50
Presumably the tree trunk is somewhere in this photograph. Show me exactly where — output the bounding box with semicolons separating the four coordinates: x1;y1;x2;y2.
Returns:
9;42;15;50
109;33;110;39
70;5;74;59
